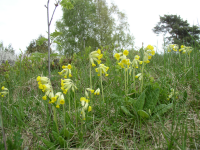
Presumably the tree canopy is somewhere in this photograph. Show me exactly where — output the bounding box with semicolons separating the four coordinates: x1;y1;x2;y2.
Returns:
0;41;15;54
26;35;50;54
56;0;134;57
153;14;200;46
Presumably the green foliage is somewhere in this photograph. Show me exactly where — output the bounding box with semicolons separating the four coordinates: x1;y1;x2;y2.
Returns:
121;85;173;120
56;0;134;56
0;42;15;54
0;131;23;150
60;0;74;9
26;35;49;54
143;85;160;112
134;90;145;111
153;14;200;47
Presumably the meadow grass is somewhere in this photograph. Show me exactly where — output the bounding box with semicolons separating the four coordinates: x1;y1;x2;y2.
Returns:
0;46;200;150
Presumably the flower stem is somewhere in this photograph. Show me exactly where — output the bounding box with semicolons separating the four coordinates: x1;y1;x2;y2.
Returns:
53;106;59;133
140;63;145;93
74;91;77;128
100;72;104;103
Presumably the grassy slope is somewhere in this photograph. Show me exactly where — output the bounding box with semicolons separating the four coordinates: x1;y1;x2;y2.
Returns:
0;48;200;150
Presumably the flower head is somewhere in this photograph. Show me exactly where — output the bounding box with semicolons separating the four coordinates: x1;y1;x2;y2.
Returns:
96;64;109;76
89;49;103;67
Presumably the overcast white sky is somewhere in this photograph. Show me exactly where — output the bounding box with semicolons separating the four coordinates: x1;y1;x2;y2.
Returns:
0;0;199;54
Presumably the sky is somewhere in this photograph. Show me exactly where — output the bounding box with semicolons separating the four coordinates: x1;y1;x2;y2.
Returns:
0;0;199;55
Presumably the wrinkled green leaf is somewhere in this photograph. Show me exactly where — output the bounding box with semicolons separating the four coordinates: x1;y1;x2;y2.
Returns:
154;103;173;117
137;110;149;119
134;91;145;111
121;106;133;116
143;86;160;112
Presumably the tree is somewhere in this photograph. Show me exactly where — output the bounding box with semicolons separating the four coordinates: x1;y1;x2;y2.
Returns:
26;35;50;54
0;41;15;54
153;14;200;46
56;0;134;57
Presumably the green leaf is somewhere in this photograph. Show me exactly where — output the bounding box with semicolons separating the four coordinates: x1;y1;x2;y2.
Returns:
36;37;48;46
121;106;133;116
154;103;173;117
41;137;55;149
38;145;48;150
134;91;145;111
58;136;68;148
143;86;160;112
53;40;62;45
50;30;62;38
137;110;149;119
178;90;187;105
60;128;73;139
52;131;60;143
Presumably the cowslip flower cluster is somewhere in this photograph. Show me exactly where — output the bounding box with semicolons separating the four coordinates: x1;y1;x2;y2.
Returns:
132;55;142;69
95;64;109;76
0;86;9;97
179;45;193;54
61;79;77;94
50;92;65;108
85;88;94;98
167;44;179;52
37;76;54;100
58;64;72;78
94;88;100;95
143;45;155;63
135;73;142;80
80;97;92;120
114;50;130;68
89;49;103;67
167;88;179;100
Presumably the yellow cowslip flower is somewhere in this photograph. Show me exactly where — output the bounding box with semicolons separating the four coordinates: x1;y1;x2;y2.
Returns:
42;84;53;93
42;95;47;100
114;53;122;60
86;88;94;93
55;92;65;108
89;49;103;67
85;88;94;98
96;64;109;76
1;86;8;91
118;62;124;68
67;64;72;69
43;90;54;102
145;45;154;51
94;88;100;95
148;56;152;59
135;73;142;80
151;50;155;55
139;61;143;65
123;50;129;56
167;88;179;100
132;59;138;68
135;55;140;60
143;52;150;63
61;79;77;94
88;106;92;112
97;49;101;54
80;97;90;120
37;76;50;84
58;68;72;78
0;91;9;97
167;44;179;52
